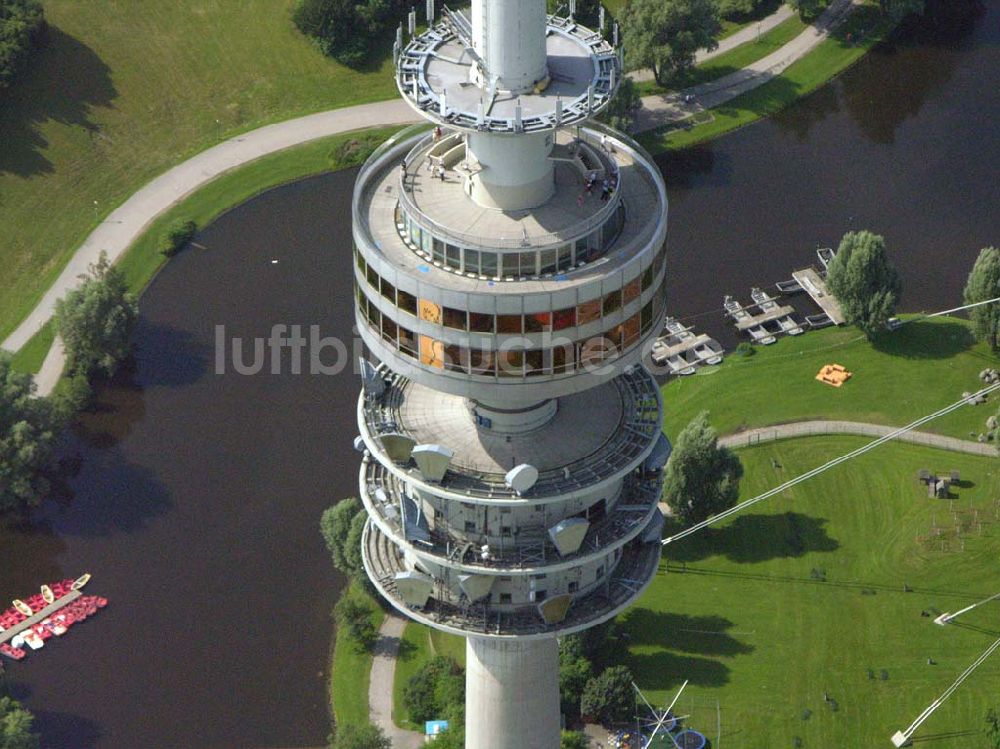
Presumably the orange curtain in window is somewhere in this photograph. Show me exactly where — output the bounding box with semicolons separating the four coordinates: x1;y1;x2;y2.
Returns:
419;336;446;368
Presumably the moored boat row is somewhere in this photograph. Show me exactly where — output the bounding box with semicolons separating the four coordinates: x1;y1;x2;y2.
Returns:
0;575;106;662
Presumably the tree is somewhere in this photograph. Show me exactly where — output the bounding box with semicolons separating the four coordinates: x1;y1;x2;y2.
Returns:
0;0;46;92
986;708;1000;749
160;220;198;258
0;696;40;749
334;593;378;652
580;665;635;725
963;247;1000;351
788;0;829;19
561;730;590;749
622;0;720;86
600;78;641;133
716;0;768;19
292;0;398;68
559;636;595;721
825;231;903;339
320;498;365;576
0;353;58;513
55;251;139;379
331;723;391;749
662;411;743;526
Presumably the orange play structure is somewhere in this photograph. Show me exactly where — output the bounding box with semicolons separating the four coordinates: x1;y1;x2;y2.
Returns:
816;363;852;387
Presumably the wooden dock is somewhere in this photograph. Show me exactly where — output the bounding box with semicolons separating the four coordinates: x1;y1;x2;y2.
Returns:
793;268;845;325
651;333;711;359
733;304;796;331
0;591;81;645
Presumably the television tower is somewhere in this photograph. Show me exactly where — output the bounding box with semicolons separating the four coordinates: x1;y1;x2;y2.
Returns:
352;0;670;744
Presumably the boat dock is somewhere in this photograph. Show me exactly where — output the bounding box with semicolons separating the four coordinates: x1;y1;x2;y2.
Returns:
732;303;796;331
792;267;845;325
652;332;711;359
0;591;81;645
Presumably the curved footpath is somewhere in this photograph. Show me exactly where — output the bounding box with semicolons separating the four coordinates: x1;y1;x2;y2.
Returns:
718;420;999;456
368;614;424;748
3;0;857;396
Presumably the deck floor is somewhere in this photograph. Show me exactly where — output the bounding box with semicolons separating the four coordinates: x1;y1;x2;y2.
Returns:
1;590;82;645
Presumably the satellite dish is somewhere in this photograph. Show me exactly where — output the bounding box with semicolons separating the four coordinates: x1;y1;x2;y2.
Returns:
353;435;367;453
505;463;539;495
412;443;454;482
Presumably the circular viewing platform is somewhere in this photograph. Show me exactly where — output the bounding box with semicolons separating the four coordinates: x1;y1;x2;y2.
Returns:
397;13;620;133
362;518;662;639
358;364;664;500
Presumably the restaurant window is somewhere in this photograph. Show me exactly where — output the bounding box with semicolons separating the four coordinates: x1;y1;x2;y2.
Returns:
525;349;545;376
399;326;417;356
641;265;654;291
355;248;366;273
381;316;398;343
497;349;523;377
519;251;536;277
444;344;465;372
552;307;576;330
380;278;395;303
469;312;494;333
497;314;522;334
577;298;601;325
481;252;498;277
468;348;495;376
602;289;622;316
623;314;641;348
446;245;462;269
465;249;480;274
540;248;557;274
524;311;552;333
366;265;379;289
640;300;654;333
502;253;519;278
500;593;512;604
443;306;467;330
558;245;574;271
397;289;417;316
623;277;641;306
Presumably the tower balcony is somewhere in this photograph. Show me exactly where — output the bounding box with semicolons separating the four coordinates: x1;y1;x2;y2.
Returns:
357;364;664;501
396;12;620;134
359;454;665;574
362;517;662;639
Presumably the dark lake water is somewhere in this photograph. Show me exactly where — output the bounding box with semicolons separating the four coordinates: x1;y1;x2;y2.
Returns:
2;3;999;746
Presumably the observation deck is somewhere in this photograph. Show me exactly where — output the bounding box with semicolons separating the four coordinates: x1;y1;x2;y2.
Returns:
397;12;620;133
360;456;664;573
358;365;665;500
362;518;662;639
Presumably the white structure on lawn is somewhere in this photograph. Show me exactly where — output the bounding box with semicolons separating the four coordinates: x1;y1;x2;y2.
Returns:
352;0;670;745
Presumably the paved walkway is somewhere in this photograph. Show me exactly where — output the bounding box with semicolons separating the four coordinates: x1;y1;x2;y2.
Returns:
635;0;857;131
369;614;424;749
719;420;999;457
629;3;796;83
3;1;859;396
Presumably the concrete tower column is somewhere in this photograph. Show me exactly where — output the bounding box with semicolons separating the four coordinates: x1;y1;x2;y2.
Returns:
465;637;561;749
471;0;548;93
467;131;554;210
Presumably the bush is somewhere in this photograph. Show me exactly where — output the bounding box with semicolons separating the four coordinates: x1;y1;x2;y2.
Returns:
403;655;464;724
0;0;46;92
735;341;755;357
334;593;378;652
331;722;391;749
561;730;590;749
160;220;198;257
0;695;40;749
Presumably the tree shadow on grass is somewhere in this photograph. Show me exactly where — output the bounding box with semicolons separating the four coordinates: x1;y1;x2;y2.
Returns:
626;649;733;691
0;26;117;177
870;320;976;360
664;512;839;564
620;610;755;658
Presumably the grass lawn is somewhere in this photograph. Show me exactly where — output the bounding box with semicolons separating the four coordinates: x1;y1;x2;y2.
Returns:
661;317;1000;442
635;14;807;97
393;623;466;730
623;437;1000;748
9;127;402;376
639;4;889;154
0;0;400;343
330;582;386;728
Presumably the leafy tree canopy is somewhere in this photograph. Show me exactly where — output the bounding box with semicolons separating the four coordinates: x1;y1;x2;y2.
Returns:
662;411;743;526
580;665;635;725
0;696;40;749
825;230;903;339
0;353;58;514
332;722;391;749
0;0;45;92
963;247;1000;351
55;251;139;379
622;0;720;86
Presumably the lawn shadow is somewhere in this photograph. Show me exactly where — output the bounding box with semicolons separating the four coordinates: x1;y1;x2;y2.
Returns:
626;649;733;690
664;511;839;564
871;320;976;360
0;26;117;177
620;610;755;658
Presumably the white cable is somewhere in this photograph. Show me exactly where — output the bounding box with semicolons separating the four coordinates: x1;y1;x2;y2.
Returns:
663;382;1000;546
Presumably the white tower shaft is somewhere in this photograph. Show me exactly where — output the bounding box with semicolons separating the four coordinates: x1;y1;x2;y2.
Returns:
471;0;548;93
465;637;562;749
